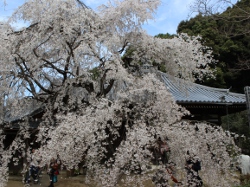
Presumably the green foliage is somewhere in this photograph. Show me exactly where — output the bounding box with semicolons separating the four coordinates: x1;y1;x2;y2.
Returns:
221;111;250;154
121;44;167;72
196;66;227;88
121;46;141;67
154;33;176;39
221;111;248;134
152;61;167;73
89;67;101;80
177;1;250;93
159;63;167;73
122;46;135;60
236;182;250;187
235;174;250;187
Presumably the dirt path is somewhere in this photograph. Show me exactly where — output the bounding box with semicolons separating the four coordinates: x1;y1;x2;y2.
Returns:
7;170;90;187
6;170;155;187
7;179;89;187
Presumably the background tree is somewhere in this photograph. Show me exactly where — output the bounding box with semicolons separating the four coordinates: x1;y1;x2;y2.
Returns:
221;111;250;155
0;0;241;186
190;0;250;37
177;0;250;93
154;33;176;39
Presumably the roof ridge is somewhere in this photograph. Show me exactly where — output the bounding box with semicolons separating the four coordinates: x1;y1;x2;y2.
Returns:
158;71;246;104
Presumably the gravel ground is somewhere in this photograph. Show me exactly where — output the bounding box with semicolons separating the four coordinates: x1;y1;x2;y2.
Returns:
6;170;155;187
7;179;89;187
7;170;89;187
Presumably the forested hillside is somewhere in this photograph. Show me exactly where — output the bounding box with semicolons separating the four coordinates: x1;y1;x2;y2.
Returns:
176;0;250;93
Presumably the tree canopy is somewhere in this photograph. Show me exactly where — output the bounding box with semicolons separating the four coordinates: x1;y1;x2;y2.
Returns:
0;0;241;186
178;0;250;93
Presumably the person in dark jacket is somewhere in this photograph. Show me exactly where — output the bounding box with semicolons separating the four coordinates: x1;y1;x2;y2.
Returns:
47;158;59;187
185;151;203;187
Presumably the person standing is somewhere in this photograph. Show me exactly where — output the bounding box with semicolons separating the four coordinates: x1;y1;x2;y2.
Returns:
48;158;59;187
25;149;40;184
185;151;203;187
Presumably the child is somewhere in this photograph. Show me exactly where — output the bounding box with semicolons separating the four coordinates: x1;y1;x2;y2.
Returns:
48;158;59;187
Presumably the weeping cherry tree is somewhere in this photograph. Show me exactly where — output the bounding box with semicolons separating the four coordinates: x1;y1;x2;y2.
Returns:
0;0;240;186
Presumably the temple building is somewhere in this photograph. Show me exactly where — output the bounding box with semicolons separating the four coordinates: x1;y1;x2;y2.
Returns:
140;64;247;125
159;72;246;125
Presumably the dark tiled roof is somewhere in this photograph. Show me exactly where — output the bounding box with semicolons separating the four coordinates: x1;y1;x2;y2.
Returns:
159;72;246;104
3;98;44;123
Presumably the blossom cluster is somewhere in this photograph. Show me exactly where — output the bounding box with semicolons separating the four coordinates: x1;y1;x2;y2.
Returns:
0;1;240;187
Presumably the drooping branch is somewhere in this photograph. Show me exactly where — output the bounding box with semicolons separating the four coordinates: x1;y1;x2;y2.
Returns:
104;79;115;96
96;68;113;97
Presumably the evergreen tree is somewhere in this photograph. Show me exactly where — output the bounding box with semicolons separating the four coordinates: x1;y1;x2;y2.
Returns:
177;0;250;93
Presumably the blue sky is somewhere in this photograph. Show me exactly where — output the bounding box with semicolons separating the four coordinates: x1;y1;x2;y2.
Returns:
0;0;196;36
